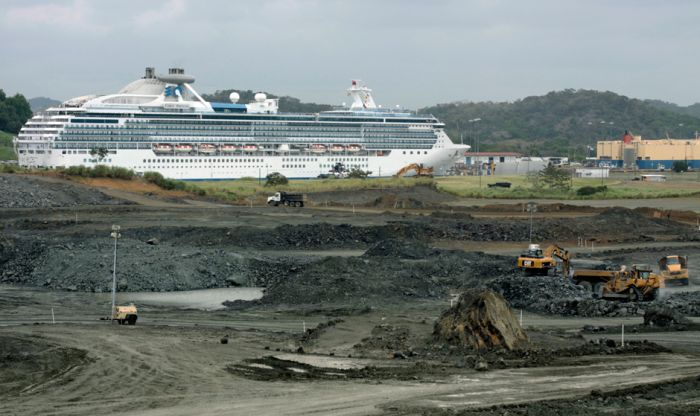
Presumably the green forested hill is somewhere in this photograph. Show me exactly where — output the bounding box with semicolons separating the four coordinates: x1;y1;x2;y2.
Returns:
645;99;700;119
28;96;62;113
202;89;333;113
420;90;700;156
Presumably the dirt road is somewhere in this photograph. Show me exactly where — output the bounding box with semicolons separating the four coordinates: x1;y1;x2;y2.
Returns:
2;319;700;416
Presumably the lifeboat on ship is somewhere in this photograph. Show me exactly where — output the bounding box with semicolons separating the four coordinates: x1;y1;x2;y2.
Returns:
242;144;258;152
153;143;173;153
175;144;193;153
310;144;326;154
221;144;238;153
198;143;217;154
330;144;345;153
347;144;362;153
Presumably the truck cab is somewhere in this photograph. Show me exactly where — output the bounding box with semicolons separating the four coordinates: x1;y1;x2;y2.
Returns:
267;191;305;207
267;192;283;204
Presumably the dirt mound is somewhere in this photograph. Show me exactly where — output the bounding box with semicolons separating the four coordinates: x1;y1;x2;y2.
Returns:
0;174;129;208
487;276;592;315
363;238;438;259
645;305;692;327
660;291;700;316
353;324;413;355
434;290;528;351
249;251;512;307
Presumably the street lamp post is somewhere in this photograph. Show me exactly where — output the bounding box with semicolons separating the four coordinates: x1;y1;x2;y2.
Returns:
110;225;121;322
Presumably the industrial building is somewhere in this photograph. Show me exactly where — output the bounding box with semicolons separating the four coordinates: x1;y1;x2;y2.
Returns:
596;133;700;169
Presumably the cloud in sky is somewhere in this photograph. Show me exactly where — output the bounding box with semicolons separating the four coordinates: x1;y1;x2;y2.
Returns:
1;0;699;108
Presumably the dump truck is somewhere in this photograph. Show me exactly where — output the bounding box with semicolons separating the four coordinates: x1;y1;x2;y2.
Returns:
517;244;571;275
112;304;138;325
267;191;306;207
659;255;689;286
572;264;664;301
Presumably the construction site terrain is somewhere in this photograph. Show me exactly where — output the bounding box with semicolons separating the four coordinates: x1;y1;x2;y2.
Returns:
1;173;700;416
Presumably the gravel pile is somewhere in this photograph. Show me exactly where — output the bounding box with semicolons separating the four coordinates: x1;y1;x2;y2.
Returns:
0;174;128;208
362;238;439;259
0;235;253;292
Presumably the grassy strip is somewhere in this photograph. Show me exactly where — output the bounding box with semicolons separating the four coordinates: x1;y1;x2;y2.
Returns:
434;175;700;199
196;176;435;201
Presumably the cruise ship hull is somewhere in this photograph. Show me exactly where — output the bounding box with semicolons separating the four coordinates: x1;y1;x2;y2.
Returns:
15;69;469;180
18;134;466;180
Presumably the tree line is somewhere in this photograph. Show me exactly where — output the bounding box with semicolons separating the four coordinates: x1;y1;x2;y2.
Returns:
0;89;32;134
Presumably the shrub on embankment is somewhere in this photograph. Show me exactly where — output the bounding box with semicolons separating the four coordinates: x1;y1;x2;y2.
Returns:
58;165;135;180
143;171;206;195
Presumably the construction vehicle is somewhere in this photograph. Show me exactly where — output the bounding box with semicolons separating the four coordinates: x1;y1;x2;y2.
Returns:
572;264;664;301
267;191;306;207
517;244;571;275
658;255;689;286
112;304;138;325
394;163;434;177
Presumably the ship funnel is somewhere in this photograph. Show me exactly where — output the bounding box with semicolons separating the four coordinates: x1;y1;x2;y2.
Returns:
144;67;156;79
157;68;195;84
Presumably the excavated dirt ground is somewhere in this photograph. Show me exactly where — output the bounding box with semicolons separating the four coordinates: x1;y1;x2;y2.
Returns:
1;173;700;415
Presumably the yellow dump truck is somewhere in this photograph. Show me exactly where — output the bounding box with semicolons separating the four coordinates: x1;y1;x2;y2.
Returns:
659;255;689;286
112;304;138;325
572;265;664;301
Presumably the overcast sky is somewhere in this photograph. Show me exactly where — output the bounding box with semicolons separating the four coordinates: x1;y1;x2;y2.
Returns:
2;0;699;108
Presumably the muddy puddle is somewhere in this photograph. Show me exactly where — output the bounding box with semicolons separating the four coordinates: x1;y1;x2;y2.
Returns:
121;287;263;310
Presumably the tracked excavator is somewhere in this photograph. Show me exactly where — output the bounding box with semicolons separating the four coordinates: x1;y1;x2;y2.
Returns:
394;163;434;177
517;244;571;275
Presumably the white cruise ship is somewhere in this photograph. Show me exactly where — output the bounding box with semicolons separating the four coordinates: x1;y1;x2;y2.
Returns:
15;68;469;180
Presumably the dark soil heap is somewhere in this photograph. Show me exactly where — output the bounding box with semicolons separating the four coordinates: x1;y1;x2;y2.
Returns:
644;305;691;327
433;290;528;351
362;238;439;259
0;174;129;208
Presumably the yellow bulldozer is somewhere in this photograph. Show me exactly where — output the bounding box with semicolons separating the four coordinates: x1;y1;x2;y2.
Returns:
659;255;689;286
516;244;570;275
394;163;434;177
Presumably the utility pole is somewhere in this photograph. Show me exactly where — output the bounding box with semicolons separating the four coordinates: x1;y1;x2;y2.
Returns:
110;225;121;322
469;118;481;185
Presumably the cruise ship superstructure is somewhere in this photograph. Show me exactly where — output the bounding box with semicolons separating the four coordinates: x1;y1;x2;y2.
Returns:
15;68;469;179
